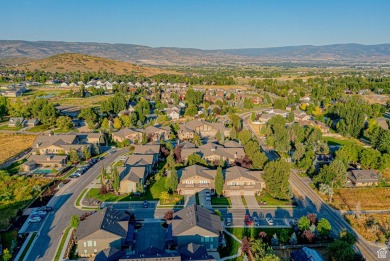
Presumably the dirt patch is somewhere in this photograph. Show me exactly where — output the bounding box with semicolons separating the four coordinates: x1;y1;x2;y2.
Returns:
330;187;390;210
345;214;390;243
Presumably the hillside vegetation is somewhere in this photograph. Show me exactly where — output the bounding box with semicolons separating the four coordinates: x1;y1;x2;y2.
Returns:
14;53;179;76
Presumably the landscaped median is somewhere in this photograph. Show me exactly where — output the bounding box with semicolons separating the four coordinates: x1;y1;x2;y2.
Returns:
54;226;72;261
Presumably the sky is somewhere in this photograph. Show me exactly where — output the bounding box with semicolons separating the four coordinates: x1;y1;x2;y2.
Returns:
0;0;389;49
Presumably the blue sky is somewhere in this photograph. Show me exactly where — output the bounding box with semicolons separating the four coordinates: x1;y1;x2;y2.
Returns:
0;0;389;49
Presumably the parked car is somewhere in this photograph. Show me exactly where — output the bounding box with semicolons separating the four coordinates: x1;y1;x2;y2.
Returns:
30;214;45;219
265;214;274;226
69;174;79;178
39;206;53;212
225;218;232;226
245;215;253;225
143;200;149;208
205;192;211;201
253;217;259;226
28;217;42;223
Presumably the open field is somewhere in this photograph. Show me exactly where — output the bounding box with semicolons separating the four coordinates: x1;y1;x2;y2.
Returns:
361;94;389;105
330;187;390;210
322;135;364;146
52;95;111;108
0;133;36;165
344;214;390;243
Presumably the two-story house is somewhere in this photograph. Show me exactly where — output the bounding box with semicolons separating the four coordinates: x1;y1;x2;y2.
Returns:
223;166;265;196
133;145;161;166
119;166;146;194
124;155;154;176
170;205;222;251
177;165;216;195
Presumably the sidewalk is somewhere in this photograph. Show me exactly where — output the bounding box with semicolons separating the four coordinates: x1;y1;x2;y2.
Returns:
55;227;74;261
219;227;242;261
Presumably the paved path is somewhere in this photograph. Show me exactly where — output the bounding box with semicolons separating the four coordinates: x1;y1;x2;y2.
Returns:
58;227;74;261
24;149;125;261
184;194;196;206
198;191;212;208
219;227;242;261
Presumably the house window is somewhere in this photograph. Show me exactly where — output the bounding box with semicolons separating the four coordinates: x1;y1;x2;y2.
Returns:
200;180;208;184
94;249;98;253
93;241;96;246
87;240;93;247
83;242;87;247
230;182;238;186
84;249;88;255
201;237;204;242
185;180;194;184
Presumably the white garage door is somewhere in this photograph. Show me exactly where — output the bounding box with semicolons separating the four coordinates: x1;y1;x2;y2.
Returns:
229;191;241;196
244;191;254;195
184;190;195;195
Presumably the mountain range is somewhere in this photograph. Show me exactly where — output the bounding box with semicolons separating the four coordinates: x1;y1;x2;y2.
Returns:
0;40;390;66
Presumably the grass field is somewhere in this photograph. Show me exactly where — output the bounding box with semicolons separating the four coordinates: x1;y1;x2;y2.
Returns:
323;136;363;146
211;196;231;206
255;193;291;206
53;95;110;108
0;133;36;164
344;214;390;243
0;125;23;131
330;187;390;210
27;124;50;132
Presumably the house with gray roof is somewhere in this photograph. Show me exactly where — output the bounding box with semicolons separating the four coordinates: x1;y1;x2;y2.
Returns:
119;166;146;194
75;207;130;258
177;165;217;195
94;247;123;261
124;155;154;175
112;128;143;143
347;169;378;187
133;144;161;165
223;166;265;196
170;205;222;251
178;120;231;140
8;117;25;127
179;243;216;261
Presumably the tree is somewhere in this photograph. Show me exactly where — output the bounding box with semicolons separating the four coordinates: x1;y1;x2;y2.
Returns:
79;108;98;129
193;133;202;147
328;240;355;261
136;179;144;194
243;98;254;109
82;145;91;160
142;132;147;145
339;229;356;245
112;166;120;194
230;127;237;140
261;254;280;261
0;96;9;119
70;214;80;228
167;152;176;170
160;191;170;202
229;114;242;130
120;114;131;127
113;117;122;130
56;116;74;131
317;218;331;237
185;103;198;117
92;143;101;155
2;248;12;261
273;98;287;110
238;130;252;145
101;118;110;130
279;229;290;244
307;213;317;225
271;233;279;245
165;168;178;193
251;112;256;122
251;239;273;258
289;232;298;245
101;165;107;179
314;159;346;188
164;210;174;221
215;130;224;143
302;230;315;242
298;216;311;231
69;148;80;163
241;236;251;254
215;166;224;196
263;160;291;200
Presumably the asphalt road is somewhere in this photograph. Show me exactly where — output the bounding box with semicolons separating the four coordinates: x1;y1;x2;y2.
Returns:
25;149;126;261
241;112;384;260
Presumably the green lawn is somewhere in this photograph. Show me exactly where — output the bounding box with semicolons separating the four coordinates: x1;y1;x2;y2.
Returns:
241;196;248;207
219;231;242;259
211;196;231;206
2;158;27;174
255;193;291;206
226;227;293;240
0;125;23;131
159;194;184;205
27;124;50;132
75;189;88;207
54;226;72;261
323;136;359;146
19;232;37;261
85;188;128;202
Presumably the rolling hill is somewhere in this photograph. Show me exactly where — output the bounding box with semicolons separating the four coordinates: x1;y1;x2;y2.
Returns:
13;53;179;76
0;40;390;65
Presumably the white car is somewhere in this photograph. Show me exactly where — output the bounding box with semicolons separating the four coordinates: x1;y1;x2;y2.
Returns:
28;217;42;223
33;210;46;216
265;215;274;226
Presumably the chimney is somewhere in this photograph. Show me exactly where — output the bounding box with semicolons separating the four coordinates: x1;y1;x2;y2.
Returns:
234;152;237;159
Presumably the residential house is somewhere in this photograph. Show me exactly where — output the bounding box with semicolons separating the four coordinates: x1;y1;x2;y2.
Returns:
32;134;92;156
178;120;230;140
119;166;146;194
145;126;170;142
112;128;144;144
95;247;123;261
223;166;265;196
8;117;25;127
290;247;324;261
78;133;105;144
119;247;181;261
179;243;216;261
22;154;68;171
347;169;379;187
133;144;161;165
168;109;180;120
170;205;222;251
299;120;329;133
124;155;154;176
177;165;216;195
74;208;131;258
27;118;39;127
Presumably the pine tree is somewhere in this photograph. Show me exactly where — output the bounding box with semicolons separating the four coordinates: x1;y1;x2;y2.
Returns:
215;166;224;196
165;168;178;193
112;166;120;194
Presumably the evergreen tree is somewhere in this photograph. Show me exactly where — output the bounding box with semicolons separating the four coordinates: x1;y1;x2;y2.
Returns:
165;168;179;193
112;166;120;194
215;166;224;196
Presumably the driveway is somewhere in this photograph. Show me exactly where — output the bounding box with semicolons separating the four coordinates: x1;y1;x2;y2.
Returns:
184;194;196;206
135;222;166;254
244;195;258;208
230;196;244;208
198;191;212;208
